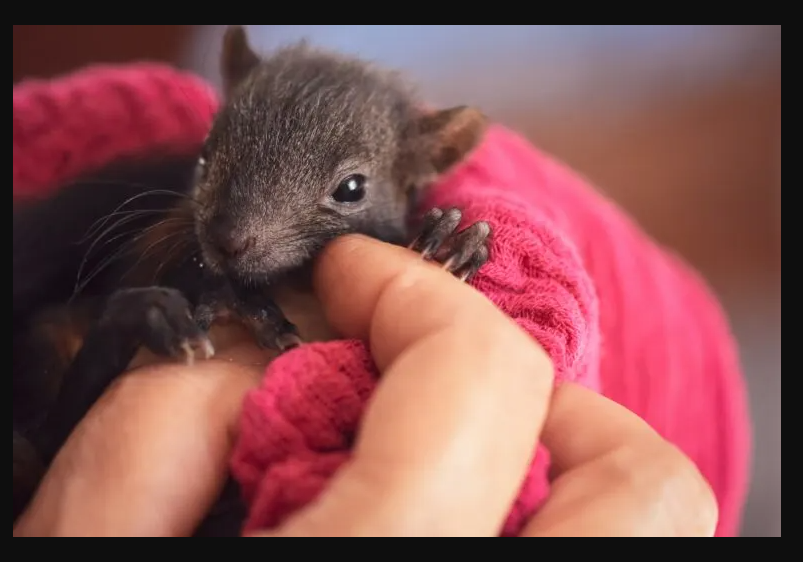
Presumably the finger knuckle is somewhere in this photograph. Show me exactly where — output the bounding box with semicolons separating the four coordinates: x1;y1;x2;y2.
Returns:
660;445;720;537
613;442;719;537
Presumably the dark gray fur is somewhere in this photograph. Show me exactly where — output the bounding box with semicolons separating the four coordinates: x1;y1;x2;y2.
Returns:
194;26;487;285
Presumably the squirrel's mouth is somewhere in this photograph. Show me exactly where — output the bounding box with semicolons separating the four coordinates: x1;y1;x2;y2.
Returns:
197;236;307;287
195;213;327;286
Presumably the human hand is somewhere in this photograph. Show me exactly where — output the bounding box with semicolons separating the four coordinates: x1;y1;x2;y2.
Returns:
13;234;718;537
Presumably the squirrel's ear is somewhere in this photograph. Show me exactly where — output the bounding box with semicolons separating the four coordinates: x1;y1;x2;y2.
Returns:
220;25;261;97
417;106;488;174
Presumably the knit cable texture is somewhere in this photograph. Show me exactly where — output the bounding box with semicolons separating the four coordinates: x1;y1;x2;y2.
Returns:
12;63;751;537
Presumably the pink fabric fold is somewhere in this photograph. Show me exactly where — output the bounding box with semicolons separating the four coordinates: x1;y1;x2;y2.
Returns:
12;63;751;537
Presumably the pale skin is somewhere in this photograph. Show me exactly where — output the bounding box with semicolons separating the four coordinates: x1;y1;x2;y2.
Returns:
12;235;719;537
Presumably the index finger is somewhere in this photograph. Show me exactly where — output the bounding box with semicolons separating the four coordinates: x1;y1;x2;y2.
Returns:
279;234;556;536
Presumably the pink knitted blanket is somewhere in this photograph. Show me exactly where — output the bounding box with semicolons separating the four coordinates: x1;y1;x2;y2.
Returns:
12;64;752;537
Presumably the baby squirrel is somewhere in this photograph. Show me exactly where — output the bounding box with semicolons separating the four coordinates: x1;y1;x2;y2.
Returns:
12;25;492;533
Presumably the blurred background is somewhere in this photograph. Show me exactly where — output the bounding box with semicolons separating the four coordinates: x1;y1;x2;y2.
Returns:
13;25;781;537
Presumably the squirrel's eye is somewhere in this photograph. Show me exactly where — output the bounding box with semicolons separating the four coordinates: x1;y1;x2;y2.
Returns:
331;174;367;203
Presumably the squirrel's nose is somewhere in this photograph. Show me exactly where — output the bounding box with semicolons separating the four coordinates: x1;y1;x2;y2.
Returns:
207;215;255;258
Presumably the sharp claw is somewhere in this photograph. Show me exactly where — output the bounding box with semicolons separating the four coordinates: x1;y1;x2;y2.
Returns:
180;336;215;364
411;211;490;283
180;341;196;366
421;241;442;260
276;333;303;351
409;238;433;259
442;255;457;271
200;338;215;359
